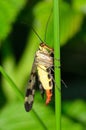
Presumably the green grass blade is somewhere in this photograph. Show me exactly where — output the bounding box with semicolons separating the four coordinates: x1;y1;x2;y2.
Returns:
0;66;48;129
0;66;24;101
53;0;61;130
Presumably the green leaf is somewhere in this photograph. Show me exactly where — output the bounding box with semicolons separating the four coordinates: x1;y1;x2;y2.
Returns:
0;0;26;41
63;100;86;125
0;66;23;101
0;101;55;130
62;116;83;130
0;100;84;130
60;2;84;45
72;0;86;13
32;1;84;46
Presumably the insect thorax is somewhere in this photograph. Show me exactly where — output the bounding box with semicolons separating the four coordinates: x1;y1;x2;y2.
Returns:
35;44;53;68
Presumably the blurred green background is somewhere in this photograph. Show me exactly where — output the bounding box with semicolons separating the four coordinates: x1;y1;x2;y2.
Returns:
0;0;86;130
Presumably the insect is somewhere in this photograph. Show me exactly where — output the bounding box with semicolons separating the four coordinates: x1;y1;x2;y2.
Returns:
24;8;63;112
24;42;54;112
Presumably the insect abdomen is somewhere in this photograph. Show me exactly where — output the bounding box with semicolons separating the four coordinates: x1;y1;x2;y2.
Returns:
37;65;53;104
37;65;53;90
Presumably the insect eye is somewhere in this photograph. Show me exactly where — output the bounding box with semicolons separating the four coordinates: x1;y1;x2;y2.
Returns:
40;43;45;47
50;52;54;57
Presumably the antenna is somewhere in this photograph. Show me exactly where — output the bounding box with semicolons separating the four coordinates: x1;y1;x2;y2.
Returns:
44;8;53;42
32;8;53;43
32;26;44;43
21;8;53;44
20;21;44;43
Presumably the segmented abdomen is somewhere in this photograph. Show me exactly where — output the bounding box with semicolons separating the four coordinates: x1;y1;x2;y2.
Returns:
37;65;53;104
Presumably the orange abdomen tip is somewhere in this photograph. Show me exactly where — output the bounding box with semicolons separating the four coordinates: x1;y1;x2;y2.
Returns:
46;90;52;105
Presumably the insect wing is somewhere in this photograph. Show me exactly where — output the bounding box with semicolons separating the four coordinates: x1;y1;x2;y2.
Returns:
39;82;45;99
24;59;37;112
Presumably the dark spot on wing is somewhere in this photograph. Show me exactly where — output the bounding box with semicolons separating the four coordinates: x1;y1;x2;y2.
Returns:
49;81;52;87
40;43;45;47
48;74;51;79
24;101;33;112
29;79;32;83
46;68;50;72
50;52;54;57
31;72;36;77
26;89;32;97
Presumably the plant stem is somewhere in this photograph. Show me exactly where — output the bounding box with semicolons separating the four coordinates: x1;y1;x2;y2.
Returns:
53;0;61;130
0;66;48;128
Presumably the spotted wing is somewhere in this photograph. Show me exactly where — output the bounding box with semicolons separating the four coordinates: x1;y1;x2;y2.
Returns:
24;59;37;112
